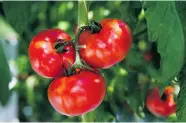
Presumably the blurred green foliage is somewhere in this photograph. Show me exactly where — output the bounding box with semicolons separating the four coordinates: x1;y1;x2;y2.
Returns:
0;42;11;106
0;1;180;122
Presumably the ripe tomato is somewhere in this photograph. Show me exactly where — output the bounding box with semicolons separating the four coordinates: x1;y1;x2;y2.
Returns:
146;87;176;117
78;18;132;69
48;70;106;116
29;29;75;78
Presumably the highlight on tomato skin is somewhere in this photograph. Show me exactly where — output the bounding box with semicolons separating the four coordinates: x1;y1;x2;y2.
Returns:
78;18;132;69
47;70;106;116
146;86;176;117
28;29;76;78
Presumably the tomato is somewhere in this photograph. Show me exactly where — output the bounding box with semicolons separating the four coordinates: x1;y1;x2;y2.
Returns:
144;52;152;62
146;86;176;117
48;70;106;116
29;29;75;78
78;18;132;69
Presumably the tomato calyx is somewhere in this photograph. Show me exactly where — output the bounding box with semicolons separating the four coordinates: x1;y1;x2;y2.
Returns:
53;20;103;73
161;93;168;101
53;39;74;53
88;20;102;34
63;61;101;77
53;20;102;53
63;64;77;77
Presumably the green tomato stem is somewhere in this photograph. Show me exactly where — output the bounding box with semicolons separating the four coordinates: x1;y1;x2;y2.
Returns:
78;0;89;27
72;0;89;68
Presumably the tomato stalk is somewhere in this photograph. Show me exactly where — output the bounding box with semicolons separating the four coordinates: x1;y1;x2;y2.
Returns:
70;0;102;74
89;20;102;34
53;0;103;73
53;26;88;53
53;39;74;53
78;0;89;28
73;25;88;47
71;20;102;53
71;0;89;69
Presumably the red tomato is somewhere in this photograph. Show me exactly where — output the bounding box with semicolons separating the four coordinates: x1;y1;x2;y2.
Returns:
29;29;75;78
78;18;132;69
48;70;106;116
146;87;176;117
144;52;153;62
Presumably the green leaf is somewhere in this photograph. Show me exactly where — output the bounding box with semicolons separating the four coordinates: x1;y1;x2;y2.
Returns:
143;1;185;83
176;2;186;121
125;47;147;73
177;66;186;121
3;1;32;35
177;79;186;121
126;72;143;117
0;42;11;106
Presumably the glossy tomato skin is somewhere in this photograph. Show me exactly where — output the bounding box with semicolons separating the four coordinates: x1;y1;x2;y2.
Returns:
78;18;132;69
29;29;75;78
48;70;106;116
146;87;176;117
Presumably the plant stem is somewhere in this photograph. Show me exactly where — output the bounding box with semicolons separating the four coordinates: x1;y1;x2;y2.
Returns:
73;0;89;68
73;26;89;44
78;0;89;28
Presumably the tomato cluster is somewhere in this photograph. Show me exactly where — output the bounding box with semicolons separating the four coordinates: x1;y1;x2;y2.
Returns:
28;18;177;118
28;18;132;116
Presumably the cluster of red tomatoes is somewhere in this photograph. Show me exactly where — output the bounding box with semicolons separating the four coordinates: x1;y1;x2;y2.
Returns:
28;18;132;116
28;18;176;118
